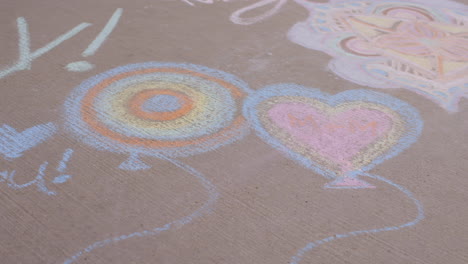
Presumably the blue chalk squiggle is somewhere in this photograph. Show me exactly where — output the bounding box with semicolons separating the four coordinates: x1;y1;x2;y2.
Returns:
290;173;424;264
63;156;219;264
0;148;74;195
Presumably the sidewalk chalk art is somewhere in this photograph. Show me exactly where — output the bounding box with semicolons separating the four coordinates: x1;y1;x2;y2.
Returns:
63;62;251;170
290;172;424;264
0;123;57;160
289;0;468;112
0;123;73;195
183;0;288;25
0;148;74;196
0;8;122;79
61;62;251;263
243;84;423;189
63;155;219;264
244;84;425;262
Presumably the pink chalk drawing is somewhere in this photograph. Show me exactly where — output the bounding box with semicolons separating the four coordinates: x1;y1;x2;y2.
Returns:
244;84;425;263
270;103;392;176
244;84;423;189
288;0;468;112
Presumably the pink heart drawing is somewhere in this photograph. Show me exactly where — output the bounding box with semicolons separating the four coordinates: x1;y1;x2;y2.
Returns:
267;102;396;174
243;84;423;189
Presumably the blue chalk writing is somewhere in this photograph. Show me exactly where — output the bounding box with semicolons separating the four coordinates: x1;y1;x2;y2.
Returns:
2;162;55;196
57;148;74;173
52;175;72;184
1;148;74;195
0;123;57;160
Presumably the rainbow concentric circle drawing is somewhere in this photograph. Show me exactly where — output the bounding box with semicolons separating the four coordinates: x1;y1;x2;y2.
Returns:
243;84;423;189
64;62;251;170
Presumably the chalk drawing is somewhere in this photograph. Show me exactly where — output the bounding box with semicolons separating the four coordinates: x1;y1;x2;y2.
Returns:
183;0;289;25
0;148;74;195
230;0;288;25
243;84;423;189
289;0;468;112
0;17;91;80
62;154;219;264
63;62;251;170
0;123;57;160
61;62;251;261
65;61;95;72
182;0;228;6
66;8;123;72
290;172;424;263
56;148;74;173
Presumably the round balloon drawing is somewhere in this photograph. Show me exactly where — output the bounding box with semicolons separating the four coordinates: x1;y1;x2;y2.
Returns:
64;62;251;170
289;0;468;112
243;84;423;189
60;62;251;263
243;84;425;263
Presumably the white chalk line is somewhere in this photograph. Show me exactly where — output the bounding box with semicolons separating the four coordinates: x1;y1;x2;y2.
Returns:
0;17;91;79
82;8;123;57
230;0;288;25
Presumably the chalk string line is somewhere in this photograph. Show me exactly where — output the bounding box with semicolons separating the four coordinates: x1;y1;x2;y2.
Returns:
62;155;219;264
290;172;424;264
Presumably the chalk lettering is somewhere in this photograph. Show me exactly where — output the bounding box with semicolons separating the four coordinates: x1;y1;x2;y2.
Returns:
0;18;91;79
0;148;74;195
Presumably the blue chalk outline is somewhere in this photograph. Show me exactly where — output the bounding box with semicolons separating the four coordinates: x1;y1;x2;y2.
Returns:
243;84;423;180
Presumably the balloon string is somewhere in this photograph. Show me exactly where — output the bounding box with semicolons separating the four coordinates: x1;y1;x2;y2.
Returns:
62;156;219;264
290;173;424;264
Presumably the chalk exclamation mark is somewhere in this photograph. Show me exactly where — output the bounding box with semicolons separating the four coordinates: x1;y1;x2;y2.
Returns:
52;148;74;184
66;8;123;72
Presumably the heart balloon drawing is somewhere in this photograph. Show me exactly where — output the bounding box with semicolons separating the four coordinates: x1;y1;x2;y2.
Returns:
243;84;423;189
